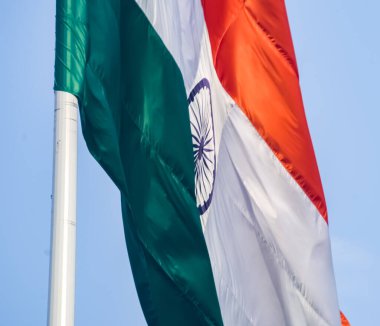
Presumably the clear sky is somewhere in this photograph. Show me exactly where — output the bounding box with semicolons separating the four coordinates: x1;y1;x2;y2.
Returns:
1;0;379;325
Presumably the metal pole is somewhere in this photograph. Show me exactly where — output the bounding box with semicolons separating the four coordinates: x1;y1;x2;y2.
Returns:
48;91;78;326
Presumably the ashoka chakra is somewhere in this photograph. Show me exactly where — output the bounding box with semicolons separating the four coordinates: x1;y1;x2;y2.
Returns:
188;78;216;215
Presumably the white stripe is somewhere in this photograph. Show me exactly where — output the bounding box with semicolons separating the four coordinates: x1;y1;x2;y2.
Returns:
205;107;340;325
135;0;206;94
135;1;340;325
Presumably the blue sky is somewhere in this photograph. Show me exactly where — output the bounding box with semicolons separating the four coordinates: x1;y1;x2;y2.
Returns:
1;0;379;325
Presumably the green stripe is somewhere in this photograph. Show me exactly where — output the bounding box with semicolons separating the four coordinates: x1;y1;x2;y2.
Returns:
54;0;87;96
55;0;223;325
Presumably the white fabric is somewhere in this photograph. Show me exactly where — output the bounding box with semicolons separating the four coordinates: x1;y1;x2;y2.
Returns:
136;0;205;94
135;1;341;325
205;107;340;325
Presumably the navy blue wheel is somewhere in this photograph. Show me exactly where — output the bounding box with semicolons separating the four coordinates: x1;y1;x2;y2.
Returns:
188;78;216;215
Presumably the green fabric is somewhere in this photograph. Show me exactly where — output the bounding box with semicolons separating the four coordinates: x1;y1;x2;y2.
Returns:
54;0;223;325
54;0;87;96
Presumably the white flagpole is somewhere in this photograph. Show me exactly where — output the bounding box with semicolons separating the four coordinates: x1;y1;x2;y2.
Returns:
48;91;78;326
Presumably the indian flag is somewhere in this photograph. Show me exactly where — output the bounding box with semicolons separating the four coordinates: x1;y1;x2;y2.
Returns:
55;0;348;325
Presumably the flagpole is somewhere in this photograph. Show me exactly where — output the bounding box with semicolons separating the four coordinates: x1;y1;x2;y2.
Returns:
48;91;78;326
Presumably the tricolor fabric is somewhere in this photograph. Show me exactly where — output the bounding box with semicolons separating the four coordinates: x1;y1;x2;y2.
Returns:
55;0;347;325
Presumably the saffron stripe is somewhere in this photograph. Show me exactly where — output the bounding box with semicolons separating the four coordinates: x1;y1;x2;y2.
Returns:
201;0;328;221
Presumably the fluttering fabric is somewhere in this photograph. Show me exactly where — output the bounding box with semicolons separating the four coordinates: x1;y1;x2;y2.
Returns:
55;0;348;325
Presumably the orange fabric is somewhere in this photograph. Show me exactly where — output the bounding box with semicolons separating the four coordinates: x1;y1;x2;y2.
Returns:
201;0;328;221
340;311;350;326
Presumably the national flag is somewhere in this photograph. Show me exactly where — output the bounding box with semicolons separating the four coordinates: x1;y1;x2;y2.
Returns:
55;0;348;325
